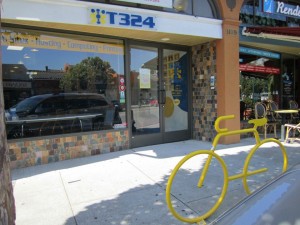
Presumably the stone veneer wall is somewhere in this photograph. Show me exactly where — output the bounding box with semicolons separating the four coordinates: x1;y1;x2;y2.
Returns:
8;130;129;169
0;6;16;223
191;42;254;141
192;42;217;142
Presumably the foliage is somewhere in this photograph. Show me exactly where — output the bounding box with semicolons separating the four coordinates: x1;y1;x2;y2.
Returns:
240;74;270;107
60;57;116;93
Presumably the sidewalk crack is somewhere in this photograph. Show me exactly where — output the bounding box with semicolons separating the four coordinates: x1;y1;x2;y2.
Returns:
59;171;79;225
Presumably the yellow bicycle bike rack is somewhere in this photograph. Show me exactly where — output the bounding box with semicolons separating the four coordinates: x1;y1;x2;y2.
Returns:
166;115;288;224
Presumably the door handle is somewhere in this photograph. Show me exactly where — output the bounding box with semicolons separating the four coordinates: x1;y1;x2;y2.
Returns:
158;90;166;104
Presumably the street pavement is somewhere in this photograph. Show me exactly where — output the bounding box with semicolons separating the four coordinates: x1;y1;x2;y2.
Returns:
12;137;300;225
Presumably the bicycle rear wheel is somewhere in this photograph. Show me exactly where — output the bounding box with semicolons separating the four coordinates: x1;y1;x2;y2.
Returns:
166;150;228;224
242;138;288;194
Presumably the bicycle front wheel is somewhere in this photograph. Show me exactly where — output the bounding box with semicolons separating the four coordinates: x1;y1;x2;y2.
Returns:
243;138;288;195
166;150;229;224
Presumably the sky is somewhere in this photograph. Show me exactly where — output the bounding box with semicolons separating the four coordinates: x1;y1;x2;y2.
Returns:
3;46;125;74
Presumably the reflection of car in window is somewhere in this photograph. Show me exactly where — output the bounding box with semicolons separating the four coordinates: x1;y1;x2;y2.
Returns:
5;93;122;139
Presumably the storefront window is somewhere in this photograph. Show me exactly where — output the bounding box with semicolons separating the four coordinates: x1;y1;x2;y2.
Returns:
171;0;216;18
82;0;218;18
282;57;296;108
239;46;281;120
2;29;126;139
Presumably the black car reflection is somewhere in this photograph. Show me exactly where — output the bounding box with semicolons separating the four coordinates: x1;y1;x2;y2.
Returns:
5;93;122;139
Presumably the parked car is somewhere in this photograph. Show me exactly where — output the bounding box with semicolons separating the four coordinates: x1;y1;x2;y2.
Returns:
149;99;158;107
210;163;300;225
5;93;122;139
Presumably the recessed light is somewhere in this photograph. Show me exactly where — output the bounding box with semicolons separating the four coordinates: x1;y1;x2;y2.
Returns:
24;54;31;59
161;38;170;41
7;46;24;51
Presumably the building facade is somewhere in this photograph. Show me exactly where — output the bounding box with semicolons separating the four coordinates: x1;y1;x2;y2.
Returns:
239;0;300;113
1;0;250;169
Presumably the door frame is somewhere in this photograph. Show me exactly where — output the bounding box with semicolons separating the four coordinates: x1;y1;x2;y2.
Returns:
125;40;192;148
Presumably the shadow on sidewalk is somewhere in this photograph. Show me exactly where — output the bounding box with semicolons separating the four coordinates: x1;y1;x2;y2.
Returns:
60;140;300;225
12;139;300;225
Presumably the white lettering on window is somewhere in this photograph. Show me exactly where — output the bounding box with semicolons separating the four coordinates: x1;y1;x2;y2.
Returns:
276;1;300;17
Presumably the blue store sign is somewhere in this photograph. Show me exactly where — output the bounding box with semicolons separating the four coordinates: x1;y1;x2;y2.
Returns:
89;7;156;29
263;0;300;18
239;46;281;59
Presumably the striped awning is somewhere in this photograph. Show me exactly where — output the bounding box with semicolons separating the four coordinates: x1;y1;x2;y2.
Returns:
242;26;300;43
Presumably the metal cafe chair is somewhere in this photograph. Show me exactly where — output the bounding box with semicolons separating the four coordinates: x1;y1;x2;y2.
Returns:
289;100;299;123
284;123;300;143
254;102;277;139
266;100;281;122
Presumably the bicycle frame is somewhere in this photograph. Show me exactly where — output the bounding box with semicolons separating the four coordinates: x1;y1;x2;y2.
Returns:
166;114;288;224
197;115;288;193
212;115;264;149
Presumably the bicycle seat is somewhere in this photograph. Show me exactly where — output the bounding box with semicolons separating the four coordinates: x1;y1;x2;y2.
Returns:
248;118;267;127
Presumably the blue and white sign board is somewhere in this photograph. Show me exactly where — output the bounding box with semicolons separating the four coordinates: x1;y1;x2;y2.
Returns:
240;46;281;59
263;0;300;18
2;0;222;40
89;7;156;29
116;0;172;8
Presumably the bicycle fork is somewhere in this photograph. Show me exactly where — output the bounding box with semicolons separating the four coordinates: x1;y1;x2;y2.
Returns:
197;152;214;188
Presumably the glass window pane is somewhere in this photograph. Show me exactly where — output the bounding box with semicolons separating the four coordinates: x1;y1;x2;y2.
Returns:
2;29;126;139
163;49;188;132
130;46;160;135
192;0;214;18
239;47;281;120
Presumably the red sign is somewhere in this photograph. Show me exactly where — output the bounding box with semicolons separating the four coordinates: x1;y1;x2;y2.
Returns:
240;64;280;74
119;85;125;91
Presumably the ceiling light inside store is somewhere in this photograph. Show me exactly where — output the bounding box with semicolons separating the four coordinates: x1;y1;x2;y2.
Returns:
24;54;31;59
7;46;24;51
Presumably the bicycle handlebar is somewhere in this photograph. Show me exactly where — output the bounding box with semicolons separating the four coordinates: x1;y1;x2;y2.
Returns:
215;115;267;133
212;115;267;149
214;115;235;133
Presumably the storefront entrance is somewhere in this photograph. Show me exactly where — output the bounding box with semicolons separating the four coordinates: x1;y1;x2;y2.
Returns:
129;43;190;147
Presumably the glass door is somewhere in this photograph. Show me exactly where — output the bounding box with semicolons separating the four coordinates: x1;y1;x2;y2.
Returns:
130;45;161;146
129;44;190;147
163;49;189;132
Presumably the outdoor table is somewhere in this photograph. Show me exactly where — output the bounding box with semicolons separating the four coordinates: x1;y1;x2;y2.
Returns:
274;109;298;141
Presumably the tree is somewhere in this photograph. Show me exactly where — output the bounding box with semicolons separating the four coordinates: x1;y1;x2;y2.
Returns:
60;57;116;93
240;74;268;106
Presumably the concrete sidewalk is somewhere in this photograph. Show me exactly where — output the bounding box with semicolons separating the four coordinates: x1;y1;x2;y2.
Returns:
12;138;300;225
